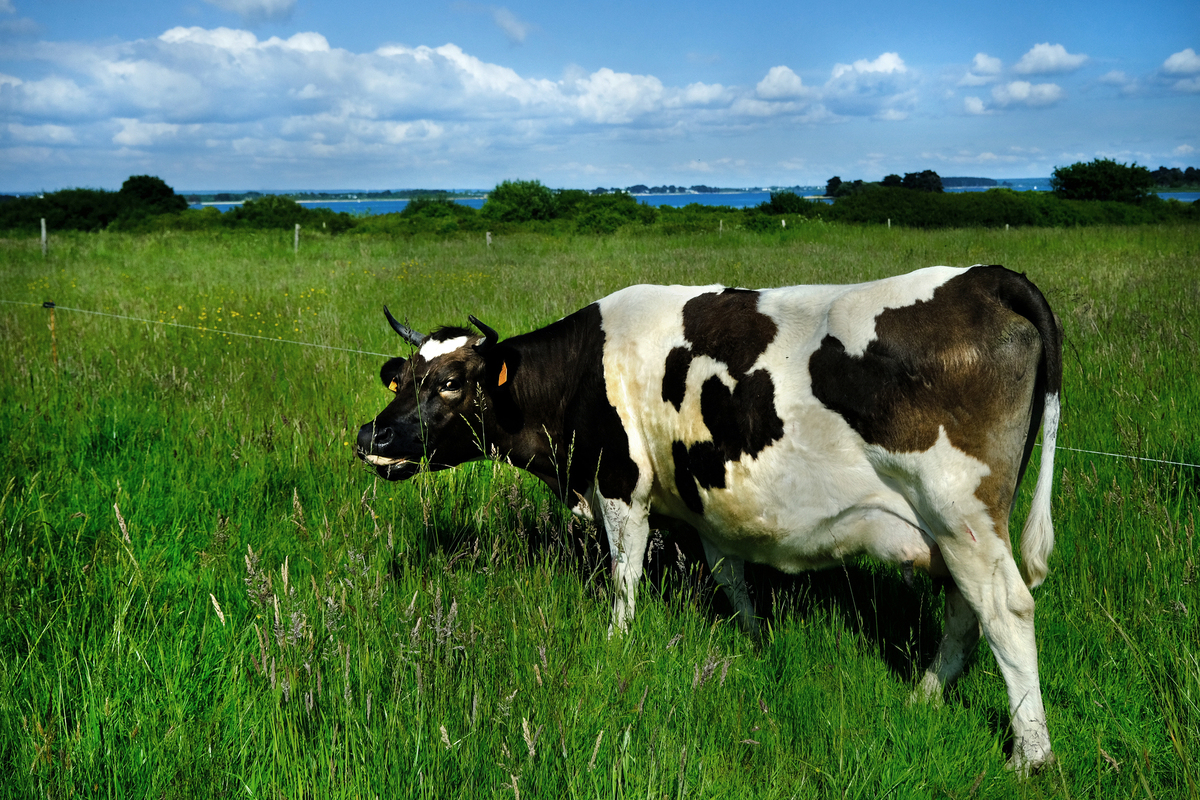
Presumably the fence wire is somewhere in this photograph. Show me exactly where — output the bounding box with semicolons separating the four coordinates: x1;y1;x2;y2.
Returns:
2;297;1197;470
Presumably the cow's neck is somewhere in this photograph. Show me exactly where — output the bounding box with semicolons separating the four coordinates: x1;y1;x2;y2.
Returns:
480;305;606;498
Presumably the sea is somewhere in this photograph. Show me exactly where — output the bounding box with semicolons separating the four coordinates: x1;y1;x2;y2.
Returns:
188;181;1199;215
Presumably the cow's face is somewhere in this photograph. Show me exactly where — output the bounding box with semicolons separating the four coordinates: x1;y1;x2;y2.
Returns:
356;313;498;481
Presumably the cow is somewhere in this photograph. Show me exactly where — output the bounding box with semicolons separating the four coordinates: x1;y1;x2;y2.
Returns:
356;264;1061;773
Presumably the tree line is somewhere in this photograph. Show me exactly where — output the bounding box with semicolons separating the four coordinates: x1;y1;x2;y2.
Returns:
1;160;1196;237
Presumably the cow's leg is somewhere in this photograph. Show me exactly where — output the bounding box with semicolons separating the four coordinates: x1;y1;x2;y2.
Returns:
912;580;980;702
594;494;650;634
699;538;757;634
935;520;1052;775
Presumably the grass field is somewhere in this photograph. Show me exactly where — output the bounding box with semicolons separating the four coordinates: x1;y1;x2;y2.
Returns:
1;223;1198;798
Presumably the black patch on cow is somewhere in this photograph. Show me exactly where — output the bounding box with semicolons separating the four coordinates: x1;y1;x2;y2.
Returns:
666;288;785;513
672;441;704;514
496;303;640;504
662;346;691;411
808;265;1059;460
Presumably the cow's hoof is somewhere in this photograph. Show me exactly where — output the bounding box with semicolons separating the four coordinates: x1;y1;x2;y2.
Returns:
1006;748;1056;778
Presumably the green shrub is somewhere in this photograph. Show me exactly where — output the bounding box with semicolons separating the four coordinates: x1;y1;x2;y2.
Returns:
1051;158;1155;203
480;179;559;223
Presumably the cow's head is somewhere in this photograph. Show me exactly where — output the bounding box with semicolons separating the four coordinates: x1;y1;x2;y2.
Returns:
356;307;502;481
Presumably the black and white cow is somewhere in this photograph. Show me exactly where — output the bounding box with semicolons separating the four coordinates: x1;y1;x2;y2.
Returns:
357;264;1062;773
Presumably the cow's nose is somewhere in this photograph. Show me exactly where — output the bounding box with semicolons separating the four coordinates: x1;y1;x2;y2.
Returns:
357;421;394;452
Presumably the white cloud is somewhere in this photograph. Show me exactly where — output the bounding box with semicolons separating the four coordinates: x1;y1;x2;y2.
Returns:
491;7;531;45
7;122;77;143
1013;43;1087;75
113;118;183;146
959;53;1002;86
756;66;809;100
1161;49;1200;92
0;0;14;13
991;80;1064;107
972;53;1002;75
203;0;296;25
1175;144;1195;156
963;96;989;115
831;51;906;79
1162;48;1200;75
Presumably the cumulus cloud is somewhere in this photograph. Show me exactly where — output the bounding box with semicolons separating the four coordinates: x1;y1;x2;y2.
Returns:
203;0;296;25
959;52;1002;86
1013;43;1087;75
963;96;989;115
1161;48;1200;92
991;80;1064;107
756;66;809;100
1162;48;1200;75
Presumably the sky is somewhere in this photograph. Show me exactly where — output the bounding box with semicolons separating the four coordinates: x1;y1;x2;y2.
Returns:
1;0;1197;192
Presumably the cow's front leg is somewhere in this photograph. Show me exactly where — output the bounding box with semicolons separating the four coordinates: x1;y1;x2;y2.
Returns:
594;494;650;634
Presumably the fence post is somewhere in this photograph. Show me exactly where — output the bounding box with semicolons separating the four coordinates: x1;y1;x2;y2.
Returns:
719;220;723;237
887;218;891;229
294;224;300;254
486;231;492;247
41;218;47;257
43;301;57;369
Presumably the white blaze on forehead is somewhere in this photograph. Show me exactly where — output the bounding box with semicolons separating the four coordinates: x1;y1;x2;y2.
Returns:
417;336;470;360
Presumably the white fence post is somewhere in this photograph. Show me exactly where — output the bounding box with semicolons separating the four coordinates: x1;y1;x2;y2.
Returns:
41;218;47;257
294;224;300;254
486;231;492;247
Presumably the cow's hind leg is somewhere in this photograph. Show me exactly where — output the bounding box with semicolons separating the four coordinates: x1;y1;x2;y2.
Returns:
935;519;1053;775
913;581;980;703
699;538;757;634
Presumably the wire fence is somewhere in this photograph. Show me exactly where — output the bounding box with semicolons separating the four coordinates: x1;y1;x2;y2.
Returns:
3;296;1198;471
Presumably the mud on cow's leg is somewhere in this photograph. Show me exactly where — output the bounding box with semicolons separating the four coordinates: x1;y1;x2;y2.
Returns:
700;538;757;635
935;519;1054;776
595;494;651;635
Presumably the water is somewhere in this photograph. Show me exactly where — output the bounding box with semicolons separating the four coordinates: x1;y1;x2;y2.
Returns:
191;197;486;214
189;185;1196;215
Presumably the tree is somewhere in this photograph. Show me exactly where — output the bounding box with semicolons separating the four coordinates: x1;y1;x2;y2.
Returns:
901;170;944;193
480;179;558;222
882;174;903;187
119;175;188;214
825;176;842;197
1050;159;1154;203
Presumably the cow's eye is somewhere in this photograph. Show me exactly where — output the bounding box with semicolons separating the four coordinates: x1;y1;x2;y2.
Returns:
439;378;462;394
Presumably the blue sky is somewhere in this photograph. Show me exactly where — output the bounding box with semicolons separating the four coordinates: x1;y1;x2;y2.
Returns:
1;0;1197;191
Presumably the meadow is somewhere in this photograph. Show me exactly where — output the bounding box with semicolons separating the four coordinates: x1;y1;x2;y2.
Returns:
1;222;1197;798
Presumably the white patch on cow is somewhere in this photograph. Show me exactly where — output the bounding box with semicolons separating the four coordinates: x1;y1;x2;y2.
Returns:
824;265;967;356
417;335;470;360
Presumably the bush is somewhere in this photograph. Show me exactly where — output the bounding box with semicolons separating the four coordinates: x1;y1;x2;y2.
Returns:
572;192;655;234
1051;159;1154;203
222;195;355;233
757;191;826;217
480;179;559;223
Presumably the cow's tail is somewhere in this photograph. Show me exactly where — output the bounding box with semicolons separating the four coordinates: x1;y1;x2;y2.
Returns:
1020;391;1059;589
991;266;1062;590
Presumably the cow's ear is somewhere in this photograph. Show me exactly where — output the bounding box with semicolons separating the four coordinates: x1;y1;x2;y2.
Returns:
380;357;406;392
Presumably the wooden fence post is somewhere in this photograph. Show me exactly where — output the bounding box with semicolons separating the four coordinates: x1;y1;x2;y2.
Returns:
294;224;300;254
43;301;57;369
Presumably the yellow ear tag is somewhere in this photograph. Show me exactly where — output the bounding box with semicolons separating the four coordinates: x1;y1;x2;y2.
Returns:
498;362;508;387
388;379;398;393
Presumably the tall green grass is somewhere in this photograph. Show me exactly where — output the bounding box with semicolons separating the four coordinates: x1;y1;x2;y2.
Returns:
1;224;1197;798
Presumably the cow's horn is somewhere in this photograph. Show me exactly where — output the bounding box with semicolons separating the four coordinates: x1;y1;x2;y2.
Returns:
469;315;499;347
383;306;426;346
